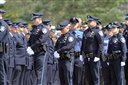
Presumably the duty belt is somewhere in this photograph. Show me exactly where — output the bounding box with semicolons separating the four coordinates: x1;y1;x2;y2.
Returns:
0;42;7;54
59;53;69;60
83;53;96;58
107;52;121;61
74;52;80;58
31;43;47;55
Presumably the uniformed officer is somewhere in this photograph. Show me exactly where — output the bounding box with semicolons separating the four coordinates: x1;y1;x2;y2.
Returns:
69;17;84;85
118;23;127;85
9;22;30;85
3;19;16;85
0;9;10;85
101;24;112;85
28;12;50;85
124;15;128;85
107;22;127;85
54;20;76;85
42;20;56;85
81;16;104;85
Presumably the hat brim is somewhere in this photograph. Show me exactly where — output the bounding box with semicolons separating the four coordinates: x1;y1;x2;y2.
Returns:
31;16;40;20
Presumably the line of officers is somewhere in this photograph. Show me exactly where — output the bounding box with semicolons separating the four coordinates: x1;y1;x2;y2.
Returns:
0;9;128;85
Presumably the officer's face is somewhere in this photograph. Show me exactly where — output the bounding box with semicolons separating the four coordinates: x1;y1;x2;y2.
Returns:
32;18;42;25
61;25;69;34
87;20;97;27
111;28;119;34
71;23;79;31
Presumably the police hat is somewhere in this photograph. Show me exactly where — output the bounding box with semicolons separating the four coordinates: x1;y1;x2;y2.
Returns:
43;20;51;26
4;19;12;25
69;17;79;24
22;22;28;28
87;15;99;22
108;22;120;29
56;20;69;30
12;22;19;28
0;9;6;14
31;12;43;20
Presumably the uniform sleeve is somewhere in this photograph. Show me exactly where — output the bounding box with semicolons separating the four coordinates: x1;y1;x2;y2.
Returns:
95;30;104;58
80;31;85;55
37;28;49;44
57;36;76;53
119;35;127;61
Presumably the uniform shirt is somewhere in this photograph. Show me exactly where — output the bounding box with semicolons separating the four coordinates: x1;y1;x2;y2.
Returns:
107;33;127;61
13;32;28;65
104;35;109;56
81;27;104;58
0;19;9;42
72;29;83;52
28;24;50;50
55;31;76;54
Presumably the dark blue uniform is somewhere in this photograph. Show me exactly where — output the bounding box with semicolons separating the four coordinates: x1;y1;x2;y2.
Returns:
107;33;127;85
29;23;50;85
0;19;9;85
55;31;75;85
81;27;104;85
124;24;128;85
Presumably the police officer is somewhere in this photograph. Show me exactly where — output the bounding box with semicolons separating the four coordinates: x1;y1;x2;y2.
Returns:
3;19;16;85
101;24;113;85
54;20;75;85
81;16;104;85
69;17;84;85
42;20;56;85
0;9;10;85
28;12;50;85
107;22;127;85
124;14;128;85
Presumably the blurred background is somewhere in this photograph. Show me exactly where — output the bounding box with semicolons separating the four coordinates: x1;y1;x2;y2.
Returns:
0;0;128;26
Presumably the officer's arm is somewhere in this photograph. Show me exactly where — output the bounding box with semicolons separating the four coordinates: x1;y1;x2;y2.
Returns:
38;28;49;44
95;30;104;58
80;31;85;55
57;36;75;53
120;36;127;61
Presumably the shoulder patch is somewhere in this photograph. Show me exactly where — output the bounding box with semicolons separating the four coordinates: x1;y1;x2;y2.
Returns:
68;36;74;42
98;31;103;36
0;26;5;32
42;28;47;34
120;37;126;43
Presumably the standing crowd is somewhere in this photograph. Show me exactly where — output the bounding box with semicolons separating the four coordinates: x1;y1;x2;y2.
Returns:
0;9;128;85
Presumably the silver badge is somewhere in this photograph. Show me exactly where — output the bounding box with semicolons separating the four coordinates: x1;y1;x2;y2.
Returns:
42;28;47;34
98;31;103;36
0;26;5;32
68;36;74;42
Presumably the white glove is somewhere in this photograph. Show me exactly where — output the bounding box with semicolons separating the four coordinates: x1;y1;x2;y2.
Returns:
107;62;109;66
27;47;34;55
94;57;100;62
121;62;125;66
54;51;60;58
79;55;83;61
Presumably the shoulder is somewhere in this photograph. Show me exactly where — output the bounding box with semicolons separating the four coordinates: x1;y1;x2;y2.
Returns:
118;34;126;43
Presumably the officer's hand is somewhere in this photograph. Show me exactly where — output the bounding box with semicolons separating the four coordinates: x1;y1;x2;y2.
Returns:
94;57;100;62
79;55;83;61
54;51;60;58
27;47;34;55
121;62;125;66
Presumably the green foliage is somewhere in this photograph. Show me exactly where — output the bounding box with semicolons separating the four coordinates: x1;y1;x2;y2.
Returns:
0;0;128;26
